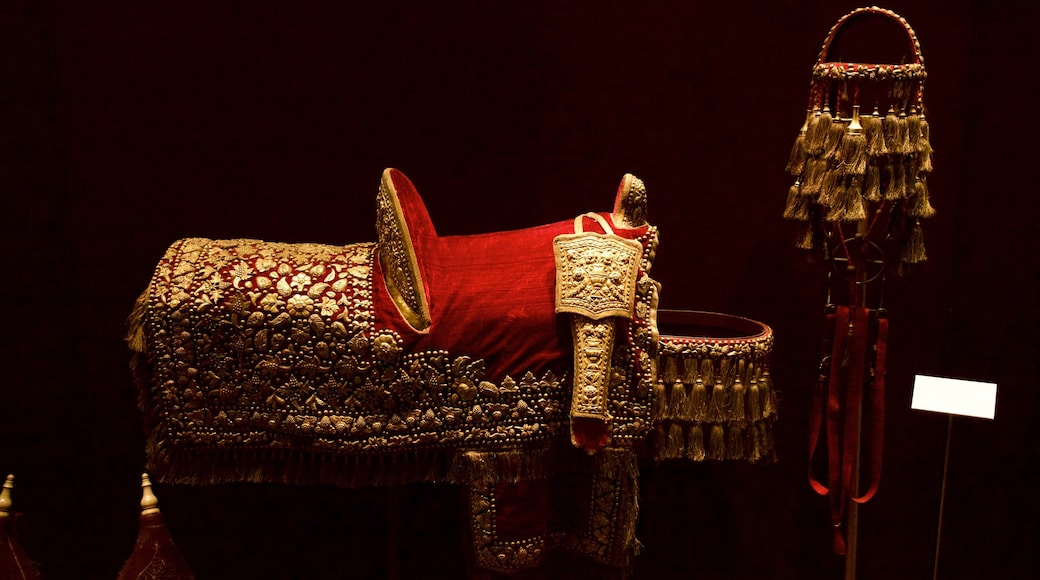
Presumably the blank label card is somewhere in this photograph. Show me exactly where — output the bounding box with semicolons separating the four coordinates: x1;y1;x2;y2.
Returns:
911;375;997;420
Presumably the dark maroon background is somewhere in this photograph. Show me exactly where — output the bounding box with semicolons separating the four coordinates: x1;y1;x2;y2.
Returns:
1;1;1036;578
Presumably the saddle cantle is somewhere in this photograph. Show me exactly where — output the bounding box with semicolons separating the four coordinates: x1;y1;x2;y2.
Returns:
127;168;775;572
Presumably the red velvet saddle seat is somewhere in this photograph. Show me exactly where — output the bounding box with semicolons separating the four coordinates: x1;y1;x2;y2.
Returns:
375;168;652;380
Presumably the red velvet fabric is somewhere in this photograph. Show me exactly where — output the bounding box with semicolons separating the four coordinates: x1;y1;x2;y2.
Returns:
375;169;649;380
494;480;550;541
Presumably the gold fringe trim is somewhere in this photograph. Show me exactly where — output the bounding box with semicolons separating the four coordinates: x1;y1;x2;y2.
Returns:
449;448;555;484
650;342;778;464
145;442;639;489
149;447;453;488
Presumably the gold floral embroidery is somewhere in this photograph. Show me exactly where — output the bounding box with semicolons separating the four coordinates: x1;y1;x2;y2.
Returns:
141;238;578;454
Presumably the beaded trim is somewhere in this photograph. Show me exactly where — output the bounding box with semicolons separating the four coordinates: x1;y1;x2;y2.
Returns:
811;62;927;83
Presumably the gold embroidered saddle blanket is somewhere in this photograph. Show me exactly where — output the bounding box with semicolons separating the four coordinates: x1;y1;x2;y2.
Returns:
127;168;776;572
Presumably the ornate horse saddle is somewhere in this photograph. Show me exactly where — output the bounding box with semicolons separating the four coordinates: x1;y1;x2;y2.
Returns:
128;168;776;572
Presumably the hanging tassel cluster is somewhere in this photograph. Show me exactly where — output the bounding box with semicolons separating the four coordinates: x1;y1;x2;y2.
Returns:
652;337;778;464
783;6;936;269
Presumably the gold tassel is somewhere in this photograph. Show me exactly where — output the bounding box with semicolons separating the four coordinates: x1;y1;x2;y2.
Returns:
822;181;845;220
667;379;690;420
748;368;762;421
882;107;901;154
919;114;931;150
847;176;866;217
786;134;807;176
807;105;831;156
690;360;709;422
708;424;726;460
897;110;911;155
915;113;934;175
748;431;763;463
902;220;928;264
686;424;706;461
795;223;817;251
652;377;668;420
879;161;893;200
818;169;842;207
840;133;867;175
823;117;846;161
800;158;826;197
761;370;777;418
918;149;934;175
727;425;747;460
908;178;937;219
906;113;922;152
825;178;865;222
863;108;887;157
662;355;679;384
885;160;907;200
683;355;699;384
659;356;679;418
700;358;714;388
730;363;746;423
663;422;686;460
784;182;810;220
708;359;730;422
918;115;933;159
840;105;867;175
864;163;882;202
787;110;813;176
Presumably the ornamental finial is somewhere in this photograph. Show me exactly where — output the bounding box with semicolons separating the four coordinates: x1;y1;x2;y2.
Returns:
0;474;13;516
140;473;160;515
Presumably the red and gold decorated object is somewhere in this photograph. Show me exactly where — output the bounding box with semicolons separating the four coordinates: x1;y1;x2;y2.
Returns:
784;6;935;273
0;475;40;580
117;474;194;580
128;168;775;573
783;7;935;569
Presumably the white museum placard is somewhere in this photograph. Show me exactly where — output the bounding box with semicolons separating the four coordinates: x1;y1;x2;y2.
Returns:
911;375;997;420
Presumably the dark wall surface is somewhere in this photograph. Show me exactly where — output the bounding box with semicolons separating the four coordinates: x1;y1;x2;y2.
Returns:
1;1;1036;578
